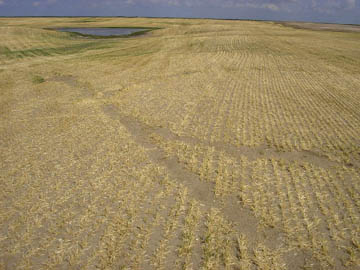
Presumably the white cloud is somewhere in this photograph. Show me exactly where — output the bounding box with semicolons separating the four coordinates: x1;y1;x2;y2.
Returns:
30;0;57;7
119;0;299;12
87;0;358;14
309;0;357;14
262;3;280;11
346;0;356;9
0;0;4;6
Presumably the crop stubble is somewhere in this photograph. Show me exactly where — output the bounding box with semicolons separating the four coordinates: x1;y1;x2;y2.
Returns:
0;17;360;269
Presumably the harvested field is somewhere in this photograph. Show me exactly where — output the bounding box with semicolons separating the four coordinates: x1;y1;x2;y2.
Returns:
278;21;360;33
0;17;360;270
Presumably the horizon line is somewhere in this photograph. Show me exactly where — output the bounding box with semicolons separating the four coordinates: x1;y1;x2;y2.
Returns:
0;16;359;26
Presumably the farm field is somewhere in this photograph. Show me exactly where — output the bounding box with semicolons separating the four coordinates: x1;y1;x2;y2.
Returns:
0;17;360;269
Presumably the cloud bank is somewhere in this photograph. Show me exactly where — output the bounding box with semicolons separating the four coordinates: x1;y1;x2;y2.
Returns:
83;0;358;13
0;0;359;24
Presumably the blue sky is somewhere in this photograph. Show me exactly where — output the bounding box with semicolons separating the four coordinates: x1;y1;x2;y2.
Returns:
0;0;359;24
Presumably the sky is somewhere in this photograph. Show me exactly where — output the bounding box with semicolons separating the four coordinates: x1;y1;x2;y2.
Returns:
0;0;359;24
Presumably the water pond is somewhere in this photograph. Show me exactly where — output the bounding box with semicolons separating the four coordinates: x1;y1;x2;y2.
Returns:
56;28;147;37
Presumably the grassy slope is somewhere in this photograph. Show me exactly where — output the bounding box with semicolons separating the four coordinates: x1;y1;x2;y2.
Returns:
0;17;360;270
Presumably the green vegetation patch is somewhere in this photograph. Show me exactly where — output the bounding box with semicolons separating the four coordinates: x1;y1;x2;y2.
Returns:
2;41;110;60
32;75;45;84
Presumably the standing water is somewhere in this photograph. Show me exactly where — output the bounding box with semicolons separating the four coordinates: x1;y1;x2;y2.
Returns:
56;28;147;37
